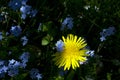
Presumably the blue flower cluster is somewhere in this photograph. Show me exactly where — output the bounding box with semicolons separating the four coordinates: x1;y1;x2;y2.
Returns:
8;0;37;19
20;5;31;19
1;28;28;47
0;52;42;79
61;16;73;30
100;26;115;41
55;40;64;52
20;5;37;19
0;52;37;79
0;52;29;77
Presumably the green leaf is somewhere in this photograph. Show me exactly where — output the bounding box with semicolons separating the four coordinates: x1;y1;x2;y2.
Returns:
42;24;48;31
41;34;53;46
42;38;49;46
41;21;53;32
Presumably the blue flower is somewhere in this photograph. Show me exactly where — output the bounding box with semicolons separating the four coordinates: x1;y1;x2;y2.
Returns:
20;5;31;14
100;29;107;37
29;9;38;18
10;25;22;37
20;5;31;19
106;27;115;36
1;66;8;73
55;40;64;52
19;52;29;68
61;16;73;30
36;73;42;80
30;68;42;79
100;36;106;42
19;52;30;63
8;0;28;10
21;36;28;46
8;0;22;10
86;50;94;57
8;59;20;77
100;26;115;42
0;32;2;41
20;5;37;19
8;59;20;68
100;26;115;37
8;59;16;65
0;60;7;78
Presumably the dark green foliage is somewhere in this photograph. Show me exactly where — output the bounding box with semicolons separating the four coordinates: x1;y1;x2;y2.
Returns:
0;0;120;80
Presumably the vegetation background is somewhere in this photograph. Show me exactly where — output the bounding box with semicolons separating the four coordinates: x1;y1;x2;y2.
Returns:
0;0;120;80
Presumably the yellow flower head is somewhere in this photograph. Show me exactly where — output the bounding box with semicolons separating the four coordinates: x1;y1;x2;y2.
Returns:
53;34;88;70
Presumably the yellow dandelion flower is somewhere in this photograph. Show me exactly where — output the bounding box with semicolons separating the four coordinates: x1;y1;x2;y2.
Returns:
53;34;88;70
